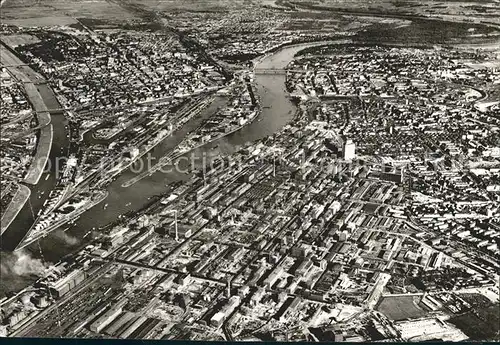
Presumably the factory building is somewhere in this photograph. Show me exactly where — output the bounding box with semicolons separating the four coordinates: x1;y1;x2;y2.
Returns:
48;269;86;299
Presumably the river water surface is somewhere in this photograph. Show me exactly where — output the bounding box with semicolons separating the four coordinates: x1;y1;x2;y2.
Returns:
0;40;343;295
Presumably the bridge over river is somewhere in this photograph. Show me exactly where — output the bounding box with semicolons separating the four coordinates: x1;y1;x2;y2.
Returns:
233;68;331;75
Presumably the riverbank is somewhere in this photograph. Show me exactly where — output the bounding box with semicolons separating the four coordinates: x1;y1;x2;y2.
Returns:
0;43;54;186
0;38;393;297
0;54;70;252
23;121;53;185
0;37;422;295
73;39;340;230
0;185;31;235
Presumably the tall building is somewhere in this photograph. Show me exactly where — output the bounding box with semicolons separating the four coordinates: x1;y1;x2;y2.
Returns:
343;139;356;160
226;277;232;298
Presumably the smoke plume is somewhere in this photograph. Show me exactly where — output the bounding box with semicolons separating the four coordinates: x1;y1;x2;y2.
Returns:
0;250;48;277
52;229;80;246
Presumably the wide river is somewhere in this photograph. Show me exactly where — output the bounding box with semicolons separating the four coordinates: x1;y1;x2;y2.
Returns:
0;40;344;295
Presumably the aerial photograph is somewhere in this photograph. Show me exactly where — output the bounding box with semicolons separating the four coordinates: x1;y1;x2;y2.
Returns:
0;0;499;342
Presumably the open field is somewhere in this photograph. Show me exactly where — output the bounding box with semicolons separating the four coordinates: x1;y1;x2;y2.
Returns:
449;304;500;341
0;0;251;27
129;0;252;12
284;0;500;26
0;34;40;47
1;15;78;28
377;295;429;321
355;18;500;44
0;0;139;27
